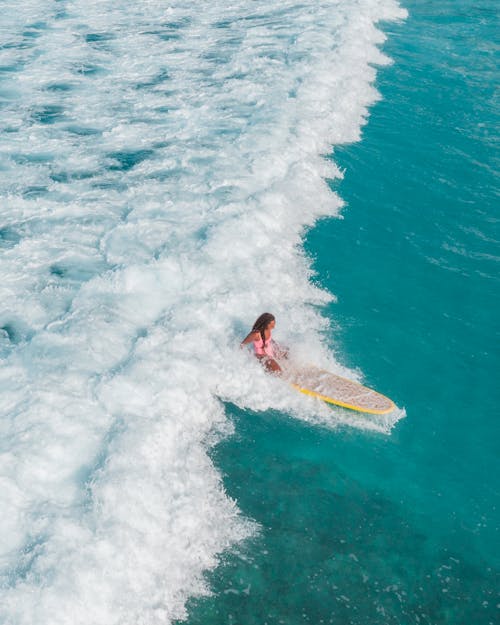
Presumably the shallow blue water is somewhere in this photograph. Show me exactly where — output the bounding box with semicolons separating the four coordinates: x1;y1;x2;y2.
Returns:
183;1;500;623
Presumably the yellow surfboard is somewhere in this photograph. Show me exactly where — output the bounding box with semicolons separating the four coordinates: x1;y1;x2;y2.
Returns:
285;365;395;415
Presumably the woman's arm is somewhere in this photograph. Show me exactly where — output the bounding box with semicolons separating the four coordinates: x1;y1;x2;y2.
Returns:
240;331;259;347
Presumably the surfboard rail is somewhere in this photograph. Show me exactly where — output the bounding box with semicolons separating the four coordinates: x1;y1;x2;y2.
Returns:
286;365;395;415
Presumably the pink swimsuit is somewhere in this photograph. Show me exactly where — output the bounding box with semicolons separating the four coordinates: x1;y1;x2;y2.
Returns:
253;335;275;358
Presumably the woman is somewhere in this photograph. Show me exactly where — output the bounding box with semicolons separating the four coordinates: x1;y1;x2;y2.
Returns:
240;312;285;374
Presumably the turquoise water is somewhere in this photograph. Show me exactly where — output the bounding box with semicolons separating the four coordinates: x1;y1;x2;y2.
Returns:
183;2;500;624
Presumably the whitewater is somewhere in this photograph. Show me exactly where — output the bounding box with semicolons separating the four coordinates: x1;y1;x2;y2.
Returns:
0;1;406;623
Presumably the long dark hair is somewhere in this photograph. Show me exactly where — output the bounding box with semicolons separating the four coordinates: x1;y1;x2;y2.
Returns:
251;312;275;347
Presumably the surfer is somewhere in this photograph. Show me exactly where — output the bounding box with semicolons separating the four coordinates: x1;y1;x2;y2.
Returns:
241;312;286;374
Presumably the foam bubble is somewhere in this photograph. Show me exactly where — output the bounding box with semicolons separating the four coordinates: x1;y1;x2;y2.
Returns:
0;0;406;622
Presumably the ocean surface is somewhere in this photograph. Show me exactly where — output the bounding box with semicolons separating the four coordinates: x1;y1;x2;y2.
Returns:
0;1;498;624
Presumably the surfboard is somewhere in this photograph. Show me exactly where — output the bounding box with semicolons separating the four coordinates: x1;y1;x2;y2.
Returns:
284;365;395;415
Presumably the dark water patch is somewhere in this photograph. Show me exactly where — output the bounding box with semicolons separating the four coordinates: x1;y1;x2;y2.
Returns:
49;259;106;282
154;105;173;114
25;21;47;31
64;124;101;136
152;140;173;149
0;64;22;74
22;22;47;39
135;69;170;90
226;71;247;81
0;227;21;248
142;29;181;42
49;170;96;184
31;105;65;125
157;31;182;42
107;149;154;172
74;64;102;77
240;5;304;25
161;18;192;29
213;19;232;29
0;40;33;51
194;225;211;245
143;17;191;41
85;32;115;48
91;179;128;191
202;50;232;65
223;35;245;48
49;265;66;278
145;167;187;181
22;186;48;199
45;82;75;93
0;320;33;345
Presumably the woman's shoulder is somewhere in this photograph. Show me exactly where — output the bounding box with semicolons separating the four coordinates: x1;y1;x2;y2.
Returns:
241;330;261;346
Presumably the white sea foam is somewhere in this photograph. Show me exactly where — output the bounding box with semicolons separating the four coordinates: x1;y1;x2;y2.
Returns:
0;0;406;623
